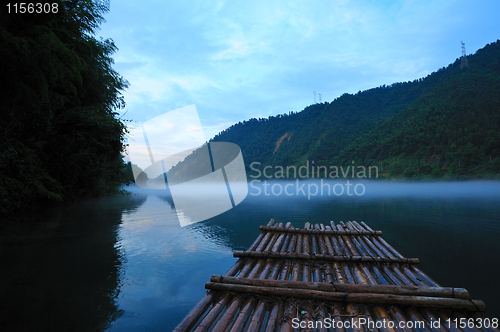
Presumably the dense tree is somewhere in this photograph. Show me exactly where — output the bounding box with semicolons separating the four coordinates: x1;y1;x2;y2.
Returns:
210;40;500;180
0;0;129;215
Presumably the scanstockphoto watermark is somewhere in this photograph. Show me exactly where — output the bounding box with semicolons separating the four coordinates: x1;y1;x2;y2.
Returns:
249;161;379;180
248;161;379;199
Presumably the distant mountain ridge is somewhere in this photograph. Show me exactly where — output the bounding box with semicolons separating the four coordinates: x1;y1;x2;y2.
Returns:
169;40;500;181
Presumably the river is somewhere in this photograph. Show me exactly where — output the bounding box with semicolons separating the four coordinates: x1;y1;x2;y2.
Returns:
1;180;499;331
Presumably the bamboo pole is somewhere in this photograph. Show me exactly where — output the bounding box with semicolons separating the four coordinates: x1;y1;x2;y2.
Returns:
246;301;268;332
322;226;335;283
172;291;216;332
255;230;273;252
302;224;311;282
372;306;399;332
322;227;335;255
342;263;356;284
247;220;272;252
260;223;291;279
204;283;485;311
258;225;382;236
316;305;328;332
337;224;361;256
388;306;413;332
352;265;368;285
224;258;246;277
208;296;241;332
371;265;391;285
232;250;419;264
389;263;416;286
264;302;281;332
333;262;345;283
278;231;297;280
360;263;378;285
280;302;295;332
237;258;258;278
247;258;266;279
410;266;440;287
346;303;365;332
400;265;427;286
193;293;232;332
331;303;346;332
406;307;443;332
382;264;405;285
263;223;282;252
227;298;256;332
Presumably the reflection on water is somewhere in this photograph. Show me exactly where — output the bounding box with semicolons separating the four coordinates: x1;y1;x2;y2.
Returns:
1;180;499;331
0;194;146;331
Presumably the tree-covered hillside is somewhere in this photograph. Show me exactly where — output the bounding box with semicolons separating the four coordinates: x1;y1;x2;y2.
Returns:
1;1;131;215
210;40;500;180
334;40;500;179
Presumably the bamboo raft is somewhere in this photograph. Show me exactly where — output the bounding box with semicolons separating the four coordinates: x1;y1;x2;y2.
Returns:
174;220;498;332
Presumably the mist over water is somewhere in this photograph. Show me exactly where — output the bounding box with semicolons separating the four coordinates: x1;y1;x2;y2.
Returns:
1;180;499;331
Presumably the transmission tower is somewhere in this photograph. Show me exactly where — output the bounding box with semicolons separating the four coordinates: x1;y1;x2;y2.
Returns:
318;93;322;103
313;91;317;104
460;41;468;69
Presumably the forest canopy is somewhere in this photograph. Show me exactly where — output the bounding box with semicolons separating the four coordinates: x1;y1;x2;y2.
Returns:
0;0;131;215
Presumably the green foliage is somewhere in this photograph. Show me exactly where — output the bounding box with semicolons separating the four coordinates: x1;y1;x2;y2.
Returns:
211;40;500;180
335;40;500;179
0;0;129;215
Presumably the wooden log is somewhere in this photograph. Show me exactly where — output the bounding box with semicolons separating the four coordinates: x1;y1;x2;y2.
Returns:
208;276;471;299
232;250;420;264
172;291;215;332
258;225;382;236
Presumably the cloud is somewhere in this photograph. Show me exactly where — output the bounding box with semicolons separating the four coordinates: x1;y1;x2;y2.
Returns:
101;0;500;140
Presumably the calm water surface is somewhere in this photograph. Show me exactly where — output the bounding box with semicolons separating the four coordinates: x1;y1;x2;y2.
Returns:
1;180;499;331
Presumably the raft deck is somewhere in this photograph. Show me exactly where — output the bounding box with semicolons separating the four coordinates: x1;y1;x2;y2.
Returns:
174;220;498;332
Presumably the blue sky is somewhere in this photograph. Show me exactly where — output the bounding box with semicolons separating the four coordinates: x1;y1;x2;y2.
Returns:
99;0;500;141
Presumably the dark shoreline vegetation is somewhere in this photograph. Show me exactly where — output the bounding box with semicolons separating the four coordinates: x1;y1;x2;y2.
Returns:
1;1;134;217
